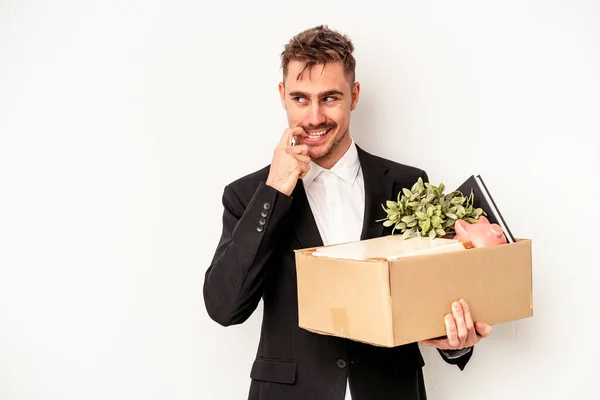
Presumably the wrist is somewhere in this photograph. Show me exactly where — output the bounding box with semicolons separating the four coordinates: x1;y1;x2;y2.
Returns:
266;179;292;197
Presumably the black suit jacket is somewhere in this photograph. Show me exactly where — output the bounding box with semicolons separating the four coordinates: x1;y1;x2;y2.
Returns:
204;145;472;400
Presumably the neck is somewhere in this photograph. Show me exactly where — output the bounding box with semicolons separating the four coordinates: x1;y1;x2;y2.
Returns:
313;133;352;170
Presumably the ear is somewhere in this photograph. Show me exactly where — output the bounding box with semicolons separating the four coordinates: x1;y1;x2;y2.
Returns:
478;216;490;224
454;219;469;235
350;81;360;111
278;82;287;110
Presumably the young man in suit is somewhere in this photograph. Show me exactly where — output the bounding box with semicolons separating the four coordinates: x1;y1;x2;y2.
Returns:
203;25;492;400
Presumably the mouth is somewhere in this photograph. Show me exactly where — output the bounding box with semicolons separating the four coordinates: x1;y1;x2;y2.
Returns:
303;127;333;143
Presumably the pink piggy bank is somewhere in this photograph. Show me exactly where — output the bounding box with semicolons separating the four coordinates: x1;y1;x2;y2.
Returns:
453;216;507;248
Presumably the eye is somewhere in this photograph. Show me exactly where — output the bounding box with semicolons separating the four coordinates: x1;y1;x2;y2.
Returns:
293;96;308;104
323;96;338;102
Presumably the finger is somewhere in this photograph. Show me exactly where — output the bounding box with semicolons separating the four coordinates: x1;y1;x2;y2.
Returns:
452;301;468;347
445;314;459;348
280;127;306;147
290;153;311;164
420;339;450;349
297;160;311;179
475;322;493;338
460;299;477;345
289;144;309;155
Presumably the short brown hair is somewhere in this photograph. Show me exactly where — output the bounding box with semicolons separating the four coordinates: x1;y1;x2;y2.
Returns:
280;25;356;85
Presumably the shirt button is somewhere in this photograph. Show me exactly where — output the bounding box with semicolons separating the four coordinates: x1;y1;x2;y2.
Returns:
336;359;347;369
256;225;264;233
261;210;269;218
263;202;271;210
258;217;266;226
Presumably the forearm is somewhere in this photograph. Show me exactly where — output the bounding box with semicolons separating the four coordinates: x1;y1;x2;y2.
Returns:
203;181;292;326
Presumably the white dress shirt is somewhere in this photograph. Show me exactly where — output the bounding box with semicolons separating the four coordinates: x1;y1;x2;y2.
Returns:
301;138;363;400
301;138;470;399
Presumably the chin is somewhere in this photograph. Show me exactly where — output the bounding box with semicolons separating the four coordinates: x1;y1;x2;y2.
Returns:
308;143;334;160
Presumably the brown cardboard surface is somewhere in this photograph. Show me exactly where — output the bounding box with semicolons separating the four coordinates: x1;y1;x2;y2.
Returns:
388;238;532;346
295;250;394;346
294;237;532;347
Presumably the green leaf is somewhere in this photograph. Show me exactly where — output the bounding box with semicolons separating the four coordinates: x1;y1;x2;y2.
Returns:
402;188;412;197
446;213;457;219
415;211;428;220
386;200;398;210
439;183;445;193
402;228;414;239
422;218;431;233
398;222;407;230
429;229;437;239
401;215;415;223
436;228;446;236
383;220;395;227
427;206;434;217
451;196;465;205
411;181;419;192
408;220;418;228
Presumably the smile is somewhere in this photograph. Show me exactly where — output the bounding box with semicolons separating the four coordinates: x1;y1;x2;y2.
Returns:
306;128;331;139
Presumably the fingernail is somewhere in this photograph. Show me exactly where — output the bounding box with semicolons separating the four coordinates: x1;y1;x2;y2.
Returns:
445;315;453;322
452;301;460;311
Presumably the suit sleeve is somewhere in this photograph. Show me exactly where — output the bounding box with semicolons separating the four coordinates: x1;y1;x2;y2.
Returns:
437;347;473;370
203;181;293;326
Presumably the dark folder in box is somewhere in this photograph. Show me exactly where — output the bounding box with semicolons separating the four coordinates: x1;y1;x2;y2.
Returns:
456;175;515;243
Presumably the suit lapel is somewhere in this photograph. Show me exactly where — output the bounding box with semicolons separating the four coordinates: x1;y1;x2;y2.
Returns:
357;146;396;241
289;180;324;249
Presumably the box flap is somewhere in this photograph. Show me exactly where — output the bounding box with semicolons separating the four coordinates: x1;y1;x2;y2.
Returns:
310;235;467;261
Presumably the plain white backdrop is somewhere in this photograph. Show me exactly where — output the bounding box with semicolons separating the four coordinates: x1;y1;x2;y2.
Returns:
1;0;599;399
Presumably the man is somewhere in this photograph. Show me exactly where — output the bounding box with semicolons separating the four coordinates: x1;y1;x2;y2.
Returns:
203;25;492;400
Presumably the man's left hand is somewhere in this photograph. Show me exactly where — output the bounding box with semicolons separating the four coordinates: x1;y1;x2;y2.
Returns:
419;299;492;350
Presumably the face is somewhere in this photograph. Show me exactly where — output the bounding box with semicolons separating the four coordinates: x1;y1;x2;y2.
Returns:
278;61;360;169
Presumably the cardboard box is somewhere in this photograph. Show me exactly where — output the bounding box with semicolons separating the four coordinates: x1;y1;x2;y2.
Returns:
294;235;532;347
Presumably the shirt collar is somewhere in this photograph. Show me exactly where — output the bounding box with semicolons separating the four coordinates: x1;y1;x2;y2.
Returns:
302;138;361;188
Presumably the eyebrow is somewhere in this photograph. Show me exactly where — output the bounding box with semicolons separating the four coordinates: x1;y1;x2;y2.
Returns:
288;90;344;99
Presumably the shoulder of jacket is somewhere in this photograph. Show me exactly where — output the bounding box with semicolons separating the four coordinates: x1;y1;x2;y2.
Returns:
225;165;271;196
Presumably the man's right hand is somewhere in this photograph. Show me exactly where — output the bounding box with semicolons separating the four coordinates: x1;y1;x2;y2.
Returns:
266;127;310;196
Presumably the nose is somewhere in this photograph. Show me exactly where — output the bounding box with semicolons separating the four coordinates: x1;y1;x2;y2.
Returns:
307;102;327;127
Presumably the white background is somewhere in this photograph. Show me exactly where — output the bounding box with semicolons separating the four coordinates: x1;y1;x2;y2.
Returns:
1;0;599;399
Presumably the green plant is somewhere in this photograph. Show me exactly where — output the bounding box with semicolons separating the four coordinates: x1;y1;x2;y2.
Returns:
377;177;486;239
